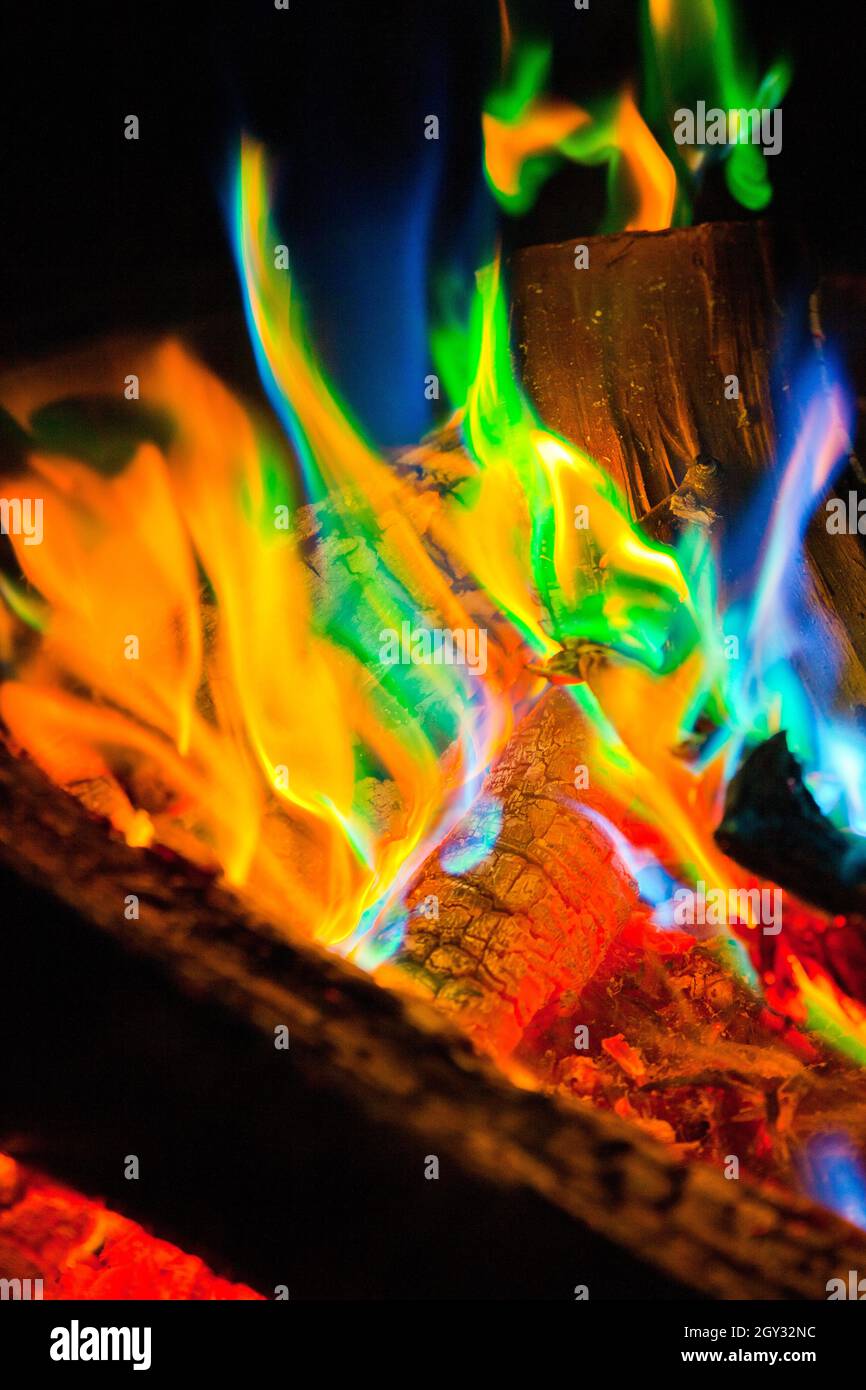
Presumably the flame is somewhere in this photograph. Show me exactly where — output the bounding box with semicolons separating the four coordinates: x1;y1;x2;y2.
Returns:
420;224;762;934
482;101;592;208
642;0;791;215
2;114;863;1093
483;39;675;230
430;162;866;1014
724;364;857;826
435;249;695;663
1;4;861;1099
613;89;678;231
648;0;674;34
800;1132;866;1229
788;958;866;1069
2;134;844;994
0;312;518;950
484;1;790;229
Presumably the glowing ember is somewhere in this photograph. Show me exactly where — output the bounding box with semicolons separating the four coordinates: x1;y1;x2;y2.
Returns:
0;1155;261;1300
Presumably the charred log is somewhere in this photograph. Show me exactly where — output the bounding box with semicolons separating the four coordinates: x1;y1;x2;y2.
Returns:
715;732;866;918
380;688;639;1057
2;741;865;1298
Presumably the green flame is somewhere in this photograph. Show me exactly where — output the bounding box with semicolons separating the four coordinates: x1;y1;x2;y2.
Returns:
641;0;792;215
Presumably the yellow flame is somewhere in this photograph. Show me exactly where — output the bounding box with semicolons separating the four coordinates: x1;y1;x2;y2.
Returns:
483;67;676;231
789;957;866;1065
0;330;518;947
648;0;674;34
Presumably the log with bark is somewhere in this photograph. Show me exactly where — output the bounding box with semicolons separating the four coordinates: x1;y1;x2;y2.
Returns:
383;220;866;1048
378;688;639;1058
3;740;866;1299
381;677;866;1193
3;221;866;1298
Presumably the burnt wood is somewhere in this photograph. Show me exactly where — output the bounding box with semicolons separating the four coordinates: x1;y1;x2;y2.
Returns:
385;687;639;1057
511;222;866;712
2;743;866;1299
716;732;866;919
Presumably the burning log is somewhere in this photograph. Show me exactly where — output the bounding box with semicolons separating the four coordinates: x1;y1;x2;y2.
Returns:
380;687;639;1057
511;221;866;708
3;741;866;1299
3;210;866;1298
0;1157;261;1300
511;222;781;515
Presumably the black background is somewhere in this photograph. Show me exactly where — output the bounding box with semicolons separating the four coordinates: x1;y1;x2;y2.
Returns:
3;0;866;443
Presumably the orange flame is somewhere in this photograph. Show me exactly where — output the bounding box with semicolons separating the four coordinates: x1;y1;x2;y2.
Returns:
0;334;520;948
483;84;675;231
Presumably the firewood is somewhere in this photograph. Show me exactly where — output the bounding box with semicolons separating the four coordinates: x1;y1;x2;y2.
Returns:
2;740;866;1298
3;226;866;1298
380;687;639;1058
511;222;866;710
716;732;866;918
0;1158;261;1299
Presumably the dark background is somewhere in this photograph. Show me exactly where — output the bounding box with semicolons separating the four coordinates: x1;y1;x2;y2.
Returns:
3;0;865;444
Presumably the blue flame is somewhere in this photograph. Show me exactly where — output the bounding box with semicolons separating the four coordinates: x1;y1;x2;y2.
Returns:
440;794;503;874
801;1133;866;1230
722;358;865;832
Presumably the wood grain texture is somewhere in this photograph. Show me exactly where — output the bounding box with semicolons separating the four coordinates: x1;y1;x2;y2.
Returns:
2;741;866;1298
511;222;866;709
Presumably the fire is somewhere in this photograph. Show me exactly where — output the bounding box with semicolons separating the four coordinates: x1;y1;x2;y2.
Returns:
483;0;789;229
4;0;866;1096
3;116;864;1065
0;1155;261;1300
641;0;791;215
482;39;676;230
0;324;524;949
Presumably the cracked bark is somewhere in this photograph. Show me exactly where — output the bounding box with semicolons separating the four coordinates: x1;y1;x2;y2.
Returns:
382;688;639;1057
2;740;866;1298
383;222;866;1065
